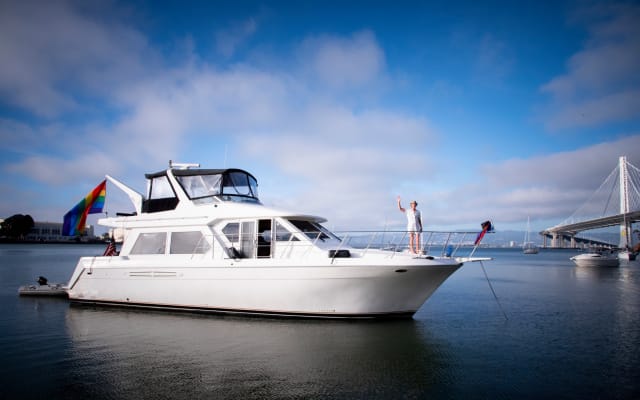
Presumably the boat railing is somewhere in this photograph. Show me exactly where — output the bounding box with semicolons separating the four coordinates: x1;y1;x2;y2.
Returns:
209;229;484;260
333;230;480;258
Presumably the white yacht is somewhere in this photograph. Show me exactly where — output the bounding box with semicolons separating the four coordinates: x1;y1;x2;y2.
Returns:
66;163;486;319
570;249;619;267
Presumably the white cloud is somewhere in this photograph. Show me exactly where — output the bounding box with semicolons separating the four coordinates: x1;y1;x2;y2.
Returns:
436;135;640;229
298;30;386;90
6;152;121;185
0;0;153;117
540;2;640;130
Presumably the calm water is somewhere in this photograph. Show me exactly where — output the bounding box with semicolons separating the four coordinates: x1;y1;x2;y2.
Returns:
1;244;639;399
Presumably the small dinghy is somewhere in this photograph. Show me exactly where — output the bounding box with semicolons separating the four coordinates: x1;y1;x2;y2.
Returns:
18;276;68;297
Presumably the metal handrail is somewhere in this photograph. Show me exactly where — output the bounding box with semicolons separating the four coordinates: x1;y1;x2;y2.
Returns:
212;229;484;260
332;229;483;258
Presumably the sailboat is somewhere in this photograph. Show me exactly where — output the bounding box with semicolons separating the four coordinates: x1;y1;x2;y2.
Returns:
523;217;539;254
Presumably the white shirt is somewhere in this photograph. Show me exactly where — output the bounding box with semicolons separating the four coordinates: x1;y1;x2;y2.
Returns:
406;209;422;232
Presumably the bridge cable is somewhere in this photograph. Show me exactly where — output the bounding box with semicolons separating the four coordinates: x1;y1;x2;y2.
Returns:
562;165;619;225
602;166;617;217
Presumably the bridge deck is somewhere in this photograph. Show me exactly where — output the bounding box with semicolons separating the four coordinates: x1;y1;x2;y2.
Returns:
542;211;640;235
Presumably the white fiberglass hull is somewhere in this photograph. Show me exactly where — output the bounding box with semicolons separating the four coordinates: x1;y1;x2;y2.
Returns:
570;253;619;267
618;251;636;261
66;255;462;318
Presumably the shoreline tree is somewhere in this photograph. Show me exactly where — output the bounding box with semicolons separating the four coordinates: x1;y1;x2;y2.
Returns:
0;214;35;239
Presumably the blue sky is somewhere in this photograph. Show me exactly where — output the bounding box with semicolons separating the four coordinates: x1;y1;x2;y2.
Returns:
1;0;639;233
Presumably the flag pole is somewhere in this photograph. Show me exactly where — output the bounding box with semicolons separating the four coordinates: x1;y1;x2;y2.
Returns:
470;220;492;258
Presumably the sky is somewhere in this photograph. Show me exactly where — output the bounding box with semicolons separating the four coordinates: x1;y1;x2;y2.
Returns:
1;0;639;234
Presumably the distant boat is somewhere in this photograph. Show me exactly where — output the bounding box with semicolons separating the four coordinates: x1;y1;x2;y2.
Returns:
570;250;619;267
618;250;636;262
523;217;539;254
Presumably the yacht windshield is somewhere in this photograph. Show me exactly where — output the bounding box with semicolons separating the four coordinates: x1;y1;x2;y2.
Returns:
174;169;259;203
288;219;338;241
222;172;258;198
177;174;222;199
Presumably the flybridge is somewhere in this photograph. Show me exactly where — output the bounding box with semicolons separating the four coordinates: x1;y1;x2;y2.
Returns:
104;164;260;215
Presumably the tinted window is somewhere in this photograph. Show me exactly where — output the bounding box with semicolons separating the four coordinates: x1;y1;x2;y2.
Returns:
275;221;298;241
288;220;331;240
222;223;240;242
170;231;210;254
130;232;166;254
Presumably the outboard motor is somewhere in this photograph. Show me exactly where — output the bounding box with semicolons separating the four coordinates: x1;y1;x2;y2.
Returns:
37;276;48;286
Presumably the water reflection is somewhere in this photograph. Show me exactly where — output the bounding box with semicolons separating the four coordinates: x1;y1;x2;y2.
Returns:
63;306;450;399
573;264;623;281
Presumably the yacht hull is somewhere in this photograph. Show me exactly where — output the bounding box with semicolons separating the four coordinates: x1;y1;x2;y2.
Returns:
618;251;636;261
67;256;462;319
570;253;619;267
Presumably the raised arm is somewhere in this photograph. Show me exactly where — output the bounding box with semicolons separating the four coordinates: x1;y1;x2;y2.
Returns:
397;196;405;212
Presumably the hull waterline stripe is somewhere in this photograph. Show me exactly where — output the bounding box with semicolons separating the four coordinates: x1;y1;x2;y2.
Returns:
69;299;416;320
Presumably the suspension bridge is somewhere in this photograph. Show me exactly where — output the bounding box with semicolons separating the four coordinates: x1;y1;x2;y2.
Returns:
541;156;640;249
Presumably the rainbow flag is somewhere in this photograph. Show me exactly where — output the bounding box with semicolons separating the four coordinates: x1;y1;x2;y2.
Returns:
62;180;107;236
474;220;493;246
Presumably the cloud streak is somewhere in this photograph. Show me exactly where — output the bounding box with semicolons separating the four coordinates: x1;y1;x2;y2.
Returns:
0;0;154;118
439;135;640;228
540;2;640;130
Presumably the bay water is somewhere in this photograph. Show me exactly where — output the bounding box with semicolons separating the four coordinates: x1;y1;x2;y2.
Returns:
1;244;638;399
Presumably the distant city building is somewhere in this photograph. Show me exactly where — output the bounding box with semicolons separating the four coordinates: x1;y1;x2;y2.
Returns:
509;241;517;247
108;228;126;243
26;221;96;242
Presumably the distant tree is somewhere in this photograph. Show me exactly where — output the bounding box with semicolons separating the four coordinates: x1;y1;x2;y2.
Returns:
0;214;35;238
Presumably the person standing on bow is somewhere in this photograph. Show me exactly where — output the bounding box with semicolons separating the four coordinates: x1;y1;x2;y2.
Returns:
397;196;423;254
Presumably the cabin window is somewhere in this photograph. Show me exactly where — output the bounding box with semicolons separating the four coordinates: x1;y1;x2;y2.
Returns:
149;176;174;199
170;231;210;254
130;232;167;254
222;223;240;242
240;221;256;258
257;219;272;258
288;220;334;241
143;174;179;213
275;221;298;241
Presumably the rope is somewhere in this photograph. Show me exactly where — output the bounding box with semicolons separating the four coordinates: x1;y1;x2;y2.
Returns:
480;260;508;321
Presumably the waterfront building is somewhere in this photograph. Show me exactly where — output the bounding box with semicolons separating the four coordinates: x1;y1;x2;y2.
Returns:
26;221;96;242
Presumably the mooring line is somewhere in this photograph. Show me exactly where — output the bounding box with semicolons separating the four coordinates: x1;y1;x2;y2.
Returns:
480;260;508;321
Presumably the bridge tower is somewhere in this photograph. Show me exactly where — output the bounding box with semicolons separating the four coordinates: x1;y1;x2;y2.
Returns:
619;156;631;249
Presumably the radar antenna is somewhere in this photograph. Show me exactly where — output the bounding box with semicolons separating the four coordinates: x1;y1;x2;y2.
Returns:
169;160;200;169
